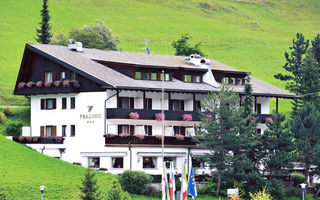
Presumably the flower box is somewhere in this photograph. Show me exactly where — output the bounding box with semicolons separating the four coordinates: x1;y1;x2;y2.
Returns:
129;112;139;120
155;113;165;121
182;114;192;121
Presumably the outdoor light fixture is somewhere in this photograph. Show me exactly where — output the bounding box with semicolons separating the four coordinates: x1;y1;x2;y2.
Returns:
40;185;45;200
300;183;307;200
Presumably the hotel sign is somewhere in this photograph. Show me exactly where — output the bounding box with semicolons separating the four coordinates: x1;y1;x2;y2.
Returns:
80;106;102;124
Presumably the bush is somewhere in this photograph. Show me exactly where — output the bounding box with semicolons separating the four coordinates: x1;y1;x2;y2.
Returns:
119;170;153;194
2;107;13;116
265;180;285;200
5;123;23;136
143;185;161;197
0;191;6;200
0;112;6;123
100;179;131;200
250;188;273;200
198;180;217;196
291;172;305;187
286;186;301;197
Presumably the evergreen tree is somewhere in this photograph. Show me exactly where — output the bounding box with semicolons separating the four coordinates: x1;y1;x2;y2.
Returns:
274;33;309;118
311;34;320;65
79;168;99;200
35;0;52;44
291;103;320;185
261;111;294;180
196;84;241;196
172;34;204;57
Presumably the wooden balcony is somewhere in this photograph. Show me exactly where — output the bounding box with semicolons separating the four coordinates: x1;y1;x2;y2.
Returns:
106;108;200;121
104;135;197;147
13;136;65;144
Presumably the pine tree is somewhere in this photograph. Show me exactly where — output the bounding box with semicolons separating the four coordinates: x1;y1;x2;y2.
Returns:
291;103;320;185
274;33;309;118
311;34;320;65
196;84;241;196
261;111;294;180
79;168;99;200
35;0;52;44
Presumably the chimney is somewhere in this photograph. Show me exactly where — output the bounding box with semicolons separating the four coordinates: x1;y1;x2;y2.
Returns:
68;39;83;52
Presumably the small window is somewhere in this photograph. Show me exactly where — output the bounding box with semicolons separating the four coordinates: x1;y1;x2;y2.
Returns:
230;78;236;85
160;73;170;81
222;77;229;84
145;98;152;110
112;157;123;168
171;100;184;111
193;75;201;83
237;78;242;85
46;126;52;137
119;97;134;109
143;157;156;168
164;157;176;168
71;72;76;80
144;125;152;136
151;72;157;80
184;75;192;82
60;72;66;81
118;125;134;135
44;72;53;82
70;125;75;137
70;97;75;109
195;100;201;111
143;72;150;80
62;125;66;137
135;72;142;80
41;98;56;110
256;103;262;114
62;98;67;109
88;157;100;168
173;126;186;135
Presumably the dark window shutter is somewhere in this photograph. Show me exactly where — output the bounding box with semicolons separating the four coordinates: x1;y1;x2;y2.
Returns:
40;126;44;137
173;126;178;135
169;100;173;110
53;99;56;109
118;97;122;108
181;100;184;111
130;125;134;135
181;127;186;136
52;126;57;136
41;99;45;110
148;99;152;110
148;126;152;136
62;98;66;109
130;98;134;109
118;125;121;135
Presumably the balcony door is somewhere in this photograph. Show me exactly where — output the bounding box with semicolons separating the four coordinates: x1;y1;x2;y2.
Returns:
170;100;184;111
119;97;134;109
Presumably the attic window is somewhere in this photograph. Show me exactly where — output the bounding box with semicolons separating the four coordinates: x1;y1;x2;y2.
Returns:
200;59;206;64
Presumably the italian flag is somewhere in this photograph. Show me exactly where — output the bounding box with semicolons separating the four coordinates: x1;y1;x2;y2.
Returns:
181;164;188;200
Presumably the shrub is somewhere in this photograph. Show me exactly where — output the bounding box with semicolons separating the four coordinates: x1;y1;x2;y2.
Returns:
285;186;301;197
5;123;23;136
250;188;272;200
2;107;13;116
0;190;6;200
291;172;305;187
119;170;153;194
198;178;217;195
143;185;161;197
0;112;6;123
265;180;285;200
79;168;99;200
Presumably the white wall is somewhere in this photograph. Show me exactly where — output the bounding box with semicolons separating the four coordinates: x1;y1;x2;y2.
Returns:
256;97;269;114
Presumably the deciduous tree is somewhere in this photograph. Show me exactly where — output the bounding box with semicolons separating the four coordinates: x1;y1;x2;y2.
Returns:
172;34;204;57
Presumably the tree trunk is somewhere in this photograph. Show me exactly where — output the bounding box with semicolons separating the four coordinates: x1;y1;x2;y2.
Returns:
305;164;310;186
314;185;320;197
217;174;222;197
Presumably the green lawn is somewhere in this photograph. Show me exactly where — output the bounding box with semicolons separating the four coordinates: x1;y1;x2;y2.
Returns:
1;0;320;112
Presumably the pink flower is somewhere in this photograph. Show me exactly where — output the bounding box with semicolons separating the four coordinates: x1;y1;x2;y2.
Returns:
36;81;43;87
26;82;34;88
63;80;70;87
129;112;139;120
155;113;165;121
18;82;26;89
71;80;80;88
135;134;145;140
105;134;117;138
155;135;163;140
44;81;52;87
119;133;129;138
204;114;212;122
32;137;39;142
175;134;185;141
55;137;63;143
18;136;24;141
266;117;273;124
54;80;62;87
26;136;33;142
182;114;192;121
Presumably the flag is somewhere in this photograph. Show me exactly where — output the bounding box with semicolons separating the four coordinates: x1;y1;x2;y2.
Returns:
181;163;188;200
187;165;197;200
162;163;166;200
169;162;175;200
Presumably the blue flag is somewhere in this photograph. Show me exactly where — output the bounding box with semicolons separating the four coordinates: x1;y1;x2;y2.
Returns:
187;165;197;199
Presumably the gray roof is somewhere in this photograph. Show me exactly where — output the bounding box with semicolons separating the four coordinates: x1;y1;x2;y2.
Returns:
27;43;294;98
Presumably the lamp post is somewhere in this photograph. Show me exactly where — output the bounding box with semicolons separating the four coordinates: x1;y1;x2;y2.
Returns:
40;185;45;200
300;183;306;200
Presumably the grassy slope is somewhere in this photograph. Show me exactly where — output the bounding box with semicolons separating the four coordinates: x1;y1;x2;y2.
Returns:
0;135;115;199
1;0;320;110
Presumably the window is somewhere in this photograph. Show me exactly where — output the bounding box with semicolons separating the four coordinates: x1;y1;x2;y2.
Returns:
118;125;134;135
144;125;152;136
40;125;56;137
193;75;201;83
71;72;76;80
46;126;52;137
135;72;142;79
237;78;242;85
44;72;53;82
119;97;134;109
70;97;75;109
70;125;75;137
194;100;201;111
151;72;157;80
143;157;156;168
164;157;176;168
223;77;229;84
112;157;123;168
143;72;150;80
173;126;186;135
160;73;171;81
145;98;152;110
41;98;56;110
60;72;66;81
230;78;236;85
171;100;184;111
62;125;66;137
88;157;100;168
256;103;262;114
62;98;67;109
184;75;192;82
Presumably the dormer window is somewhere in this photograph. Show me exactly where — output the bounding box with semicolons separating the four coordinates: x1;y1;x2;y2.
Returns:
184;74;202;83
134;71;171;81
223;77;245;85
160;73;170;81
135;72;142;79
44;72;53;82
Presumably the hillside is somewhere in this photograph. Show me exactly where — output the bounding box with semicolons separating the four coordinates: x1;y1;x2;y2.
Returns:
0;136;115;199
1;0;320;111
